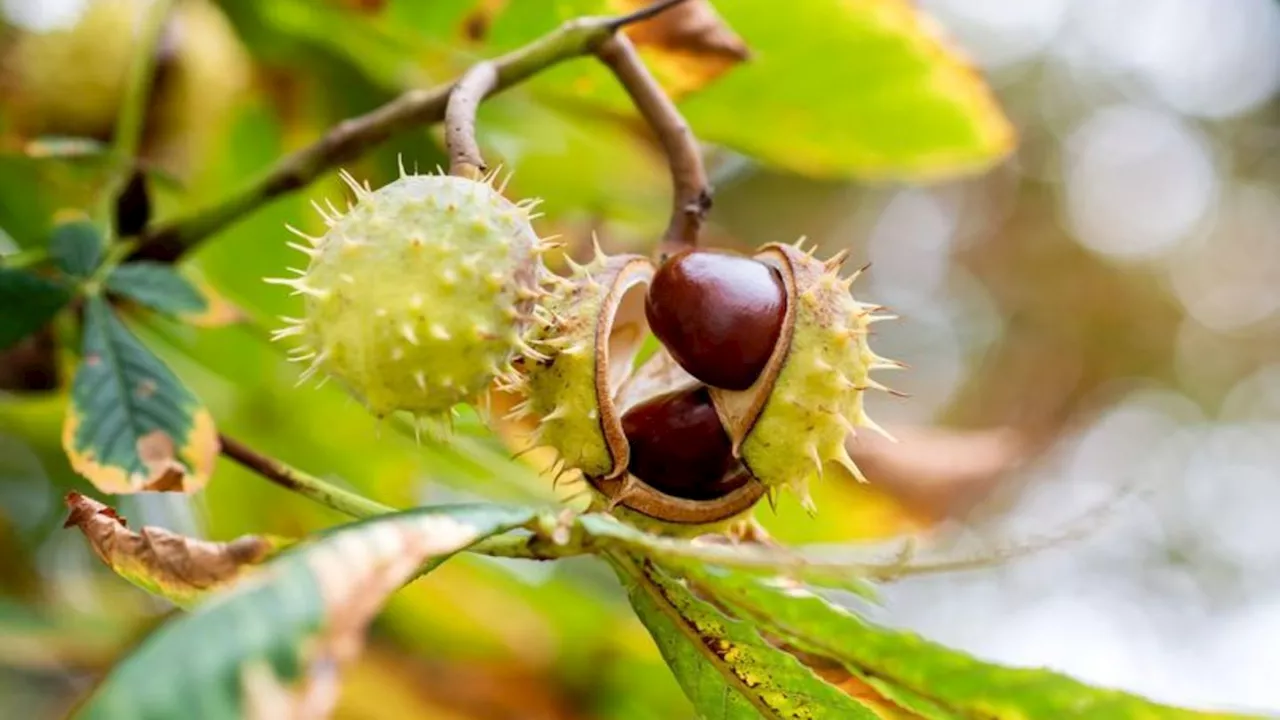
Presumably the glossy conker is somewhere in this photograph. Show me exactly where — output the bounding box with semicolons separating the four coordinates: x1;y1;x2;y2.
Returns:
645;249;786;391
620;385;749;501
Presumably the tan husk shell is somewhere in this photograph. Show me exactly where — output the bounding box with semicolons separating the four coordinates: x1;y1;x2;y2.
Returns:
709;240;885;503
707;243;801;448
592;348;766;527
518;252;766;527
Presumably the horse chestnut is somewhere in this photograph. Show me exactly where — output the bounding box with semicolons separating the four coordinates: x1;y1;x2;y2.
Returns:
645;249;786;391
621;385;748;501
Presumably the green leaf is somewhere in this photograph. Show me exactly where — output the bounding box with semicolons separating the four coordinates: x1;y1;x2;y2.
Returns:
0;267;71;350
107;262;209;317
689;570;1249;720
679;0;1016;179
483;0;1015;180
63;492;288;608
77;503;536;719
49;218;105;278
63;296;218;494
611;552;879;719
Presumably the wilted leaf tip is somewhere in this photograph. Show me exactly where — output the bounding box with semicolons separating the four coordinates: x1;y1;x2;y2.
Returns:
62;492;277;606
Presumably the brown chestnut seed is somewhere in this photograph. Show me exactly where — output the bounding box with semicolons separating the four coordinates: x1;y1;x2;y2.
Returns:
645;249;786;391
620;385;749;501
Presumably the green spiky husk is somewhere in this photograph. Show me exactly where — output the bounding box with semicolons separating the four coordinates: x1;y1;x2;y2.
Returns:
737;249;888;507
282;173;543;418
516;256;618;478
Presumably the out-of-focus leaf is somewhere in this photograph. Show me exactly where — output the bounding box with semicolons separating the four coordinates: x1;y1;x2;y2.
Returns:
106;262;209;317
63;296;218;494
691;571;1242;720
23;136;110;160
178;275;245;328
49;217;105;277
620;0;750;97
577;513;876;599
0;267;71;350
677;0;1016;179
76;504;536;719
612;553;879;719
0;598;145;672
114;169;151;238
483;0;1014;180
63;492;286;608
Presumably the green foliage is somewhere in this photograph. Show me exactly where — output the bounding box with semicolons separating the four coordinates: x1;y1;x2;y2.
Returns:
0;267;70;349
479;0;1014;179
683;569;1251;719
48;218;105;278
0;1;1248;718
64;296;217;494
615;553;879;719
684;0;1015;178
105;262;207;316
76;504;535;719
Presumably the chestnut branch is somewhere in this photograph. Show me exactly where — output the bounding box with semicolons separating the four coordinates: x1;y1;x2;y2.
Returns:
594;34;710;259
445;62;499;178
131;0;695;263
218;433;394;519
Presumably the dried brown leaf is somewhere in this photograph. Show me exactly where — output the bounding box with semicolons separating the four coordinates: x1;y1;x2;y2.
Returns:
63;492;282;607
618;0;750;96
847;425;1026;523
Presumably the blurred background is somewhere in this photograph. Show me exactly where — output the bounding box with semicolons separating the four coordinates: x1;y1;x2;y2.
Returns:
2;0;1278;717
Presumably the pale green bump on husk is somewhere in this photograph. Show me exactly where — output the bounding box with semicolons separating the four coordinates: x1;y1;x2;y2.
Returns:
738;244;893;506
515;256;615;477
270;171;544;420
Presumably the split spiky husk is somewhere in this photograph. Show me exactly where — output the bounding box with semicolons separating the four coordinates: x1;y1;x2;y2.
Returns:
509;250;652;479
711;241;900;511
269;169;549;423
510;248;767;531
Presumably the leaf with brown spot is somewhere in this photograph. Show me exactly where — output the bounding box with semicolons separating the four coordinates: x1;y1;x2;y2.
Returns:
617;0;750;97
685;569;1238;720
62;296;219;494
611;552;880;719
77;504;536;719
63;492;284;608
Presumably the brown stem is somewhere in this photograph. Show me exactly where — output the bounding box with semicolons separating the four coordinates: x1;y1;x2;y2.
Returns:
594;34;709;259
218;433;394;518
131;0;694;263
446;62;499;179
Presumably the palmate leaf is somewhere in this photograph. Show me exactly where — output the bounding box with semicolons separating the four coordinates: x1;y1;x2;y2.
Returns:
683;569;1253;720
63;296;218;493
0;267;72;350
49;217;105;278
610;552;879;720
63;492;287;608
106;261;208;317
76;504;536;720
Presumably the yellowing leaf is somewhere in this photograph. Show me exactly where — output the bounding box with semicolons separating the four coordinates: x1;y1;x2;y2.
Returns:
677;0;1015;179
617;0;750;97
78;505;537;719
180;275;246;328
63;492;283;608
487;0;1016;180
62;296;219;493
